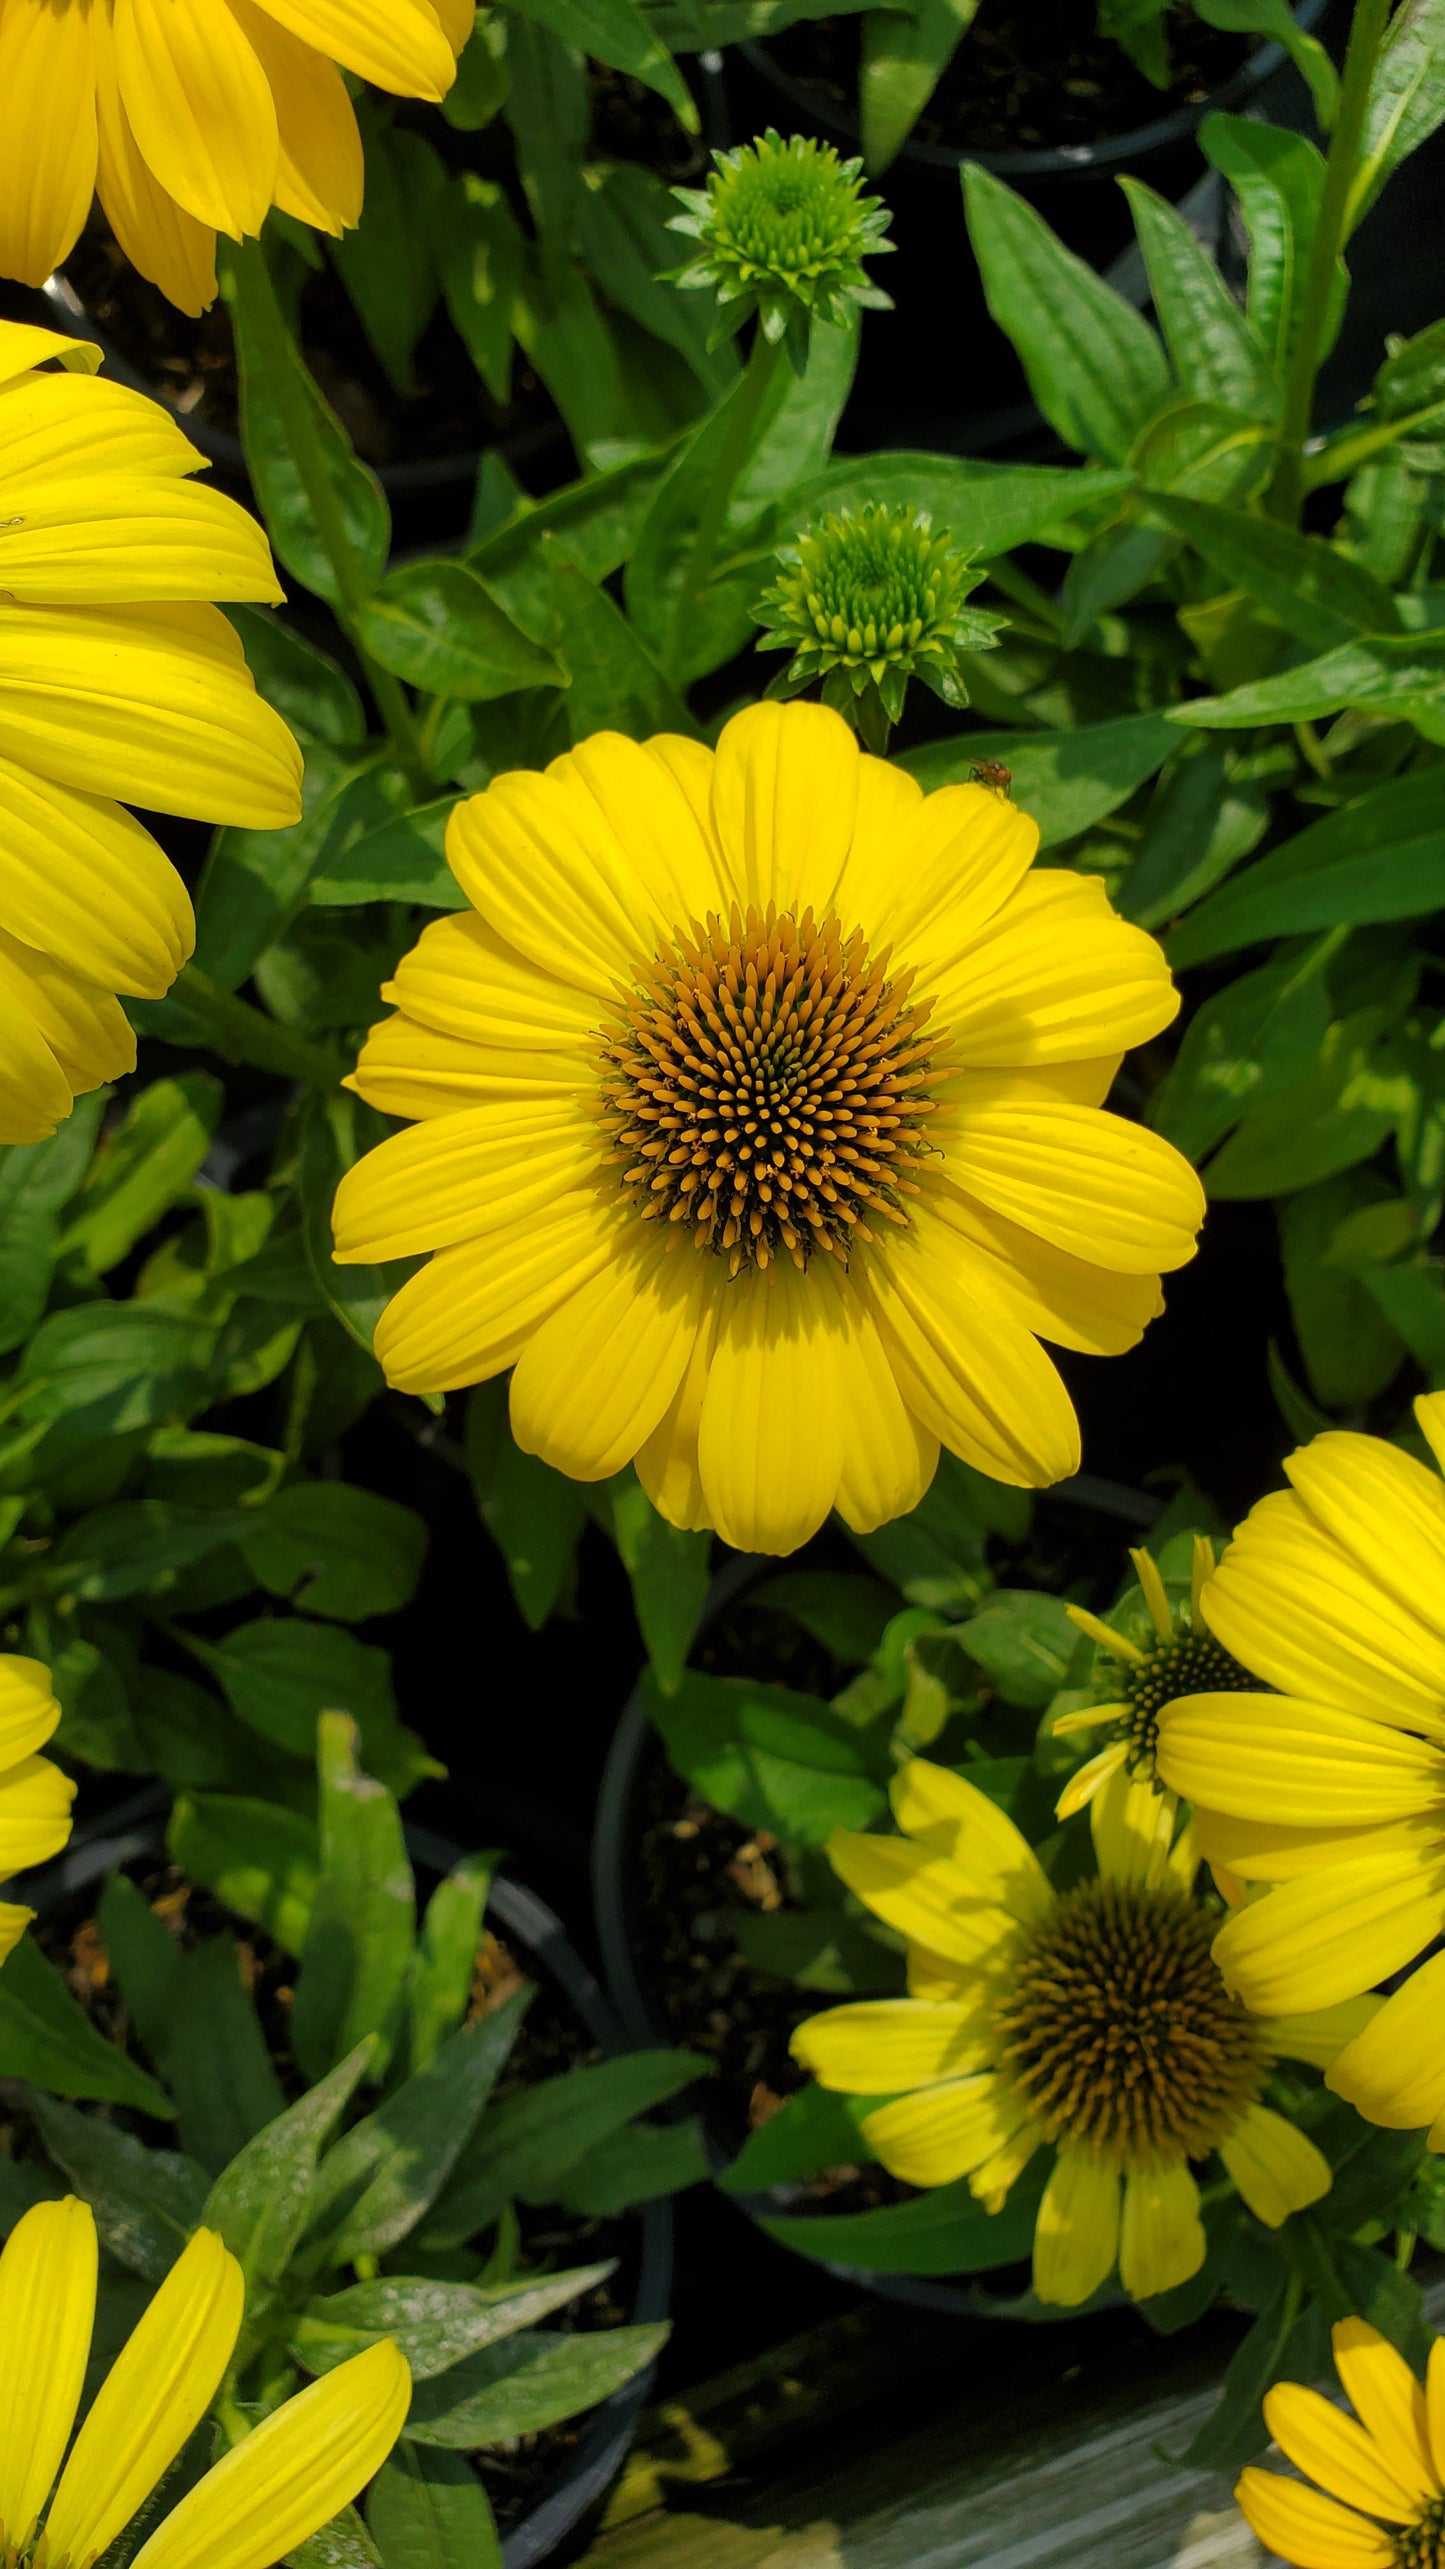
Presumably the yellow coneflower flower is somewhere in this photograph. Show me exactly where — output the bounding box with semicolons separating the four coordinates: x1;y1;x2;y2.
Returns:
791;1758;1370;2306
0;320;301;1146
0;1655;74;1967
0;2199;409;2569
1051;1537;1258;1873
1155;1392;1445;2150
0;0;468;316
332;702;1204;1555
1237;2318;1445;2569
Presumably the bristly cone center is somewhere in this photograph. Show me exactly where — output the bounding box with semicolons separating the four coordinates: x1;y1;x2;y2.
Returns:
599;902;937;1276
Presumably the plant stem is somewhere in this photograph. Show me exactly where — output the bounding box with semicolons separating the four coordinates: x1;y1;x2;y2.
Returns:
666;327;788;683
225;236;429;793
1268;0;1394;523
171;964;341;1090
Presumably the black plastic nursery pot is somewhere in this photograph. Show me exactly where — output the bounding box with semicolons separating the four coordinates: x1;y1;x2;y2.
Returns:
14;1792;674;2569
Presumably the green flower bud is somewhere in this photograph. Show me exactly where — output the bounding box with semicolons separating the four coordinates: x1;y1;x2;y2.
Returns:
753;502;1006;752
668;130;893;364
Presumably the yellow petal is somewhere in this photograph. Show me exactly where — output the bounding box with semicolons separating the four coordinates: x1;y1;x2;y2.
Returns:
791;1996;999;2093
94;8;218;316
509;1232;707;1482
968;2117;1041;2213
708;699;859;916
1213;1850;1445;2014
0;0;98;286
1235;2467;1394;2569
1429;2337;1445;2491
446;756;678;1001
937;1100;1204;1275
0;761;191;1000
1263;1996;1384;2070
1118;2159;1205;2301
1201;1488;1445;1737
1331;2321;1438;2509
1089;1760;1179;1885
46;2229;244;2569
331;1101;597;1262
1264;2382;1420;2523
0;930;137;1096
1156;1691;1445;1827
0;370;203;484
825;1830;1019;1970
1191;1802;1438;1885
1326;1952;1445;2132
921;1180;1164;1358
0;2199;97;2554
0;1655;61;1766
635;1298;718;1534
551;731;725;941
0;602;302;830
859;1211;1081;1490
889;1759;1052;1927
1032;2149;1120;2307
249;0;456;95
381;910;599;1056
112;0;278;237
695;1257;846;1555
348;1013;573;1121
373;1191;622;1394
1416;1391;1445;1475
130;2338;411;2569
838;776;1037;969
0;1753;75;1874
0;1904;32;1969
0;986;74;1144
1220;2103;1331;2228
931;870;1179;1065
227;0;362;232
832;1291;939;1537
0;476;281;606
0;324;102;387
860;2072;1029;2188
1285;1430;1445;1647
1055;1738;1127;1820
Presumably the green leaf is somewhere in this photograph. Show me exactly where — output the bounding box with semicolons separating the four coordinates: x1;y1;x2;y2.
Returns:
641;1668;888;1851
369;2451;501;2569
505;0;695;122
168;1792;321;1958
329;115;445;398
300;1091;420;1357
1169;773;1445;965
357;562;562;702
287;2506;382;2569
1193;0;1339;128
954;1590;1078;1709
57;1076;221;1280
962;165;1170;462
558;2117;709;2215
98;1875;183;2064
1119;741;1268;929
1150;949;1333;1162
308;802;465;912
164;1939;287;2179
1119;178;1278;416
0;1098;105;1360
1361;1258;1445;1380
544;542;699;742
762;2169;1042;2275
1145;493;1398;646
242;1483;427;1623
47;1502;252;1606
31;2097;204;2276
1352;0;1445;225
903;712;1176;846
226;607;366;751
1204;1010;1406;1199
204;2042;375;2293
1280;1174;1408;1410
224;251;390;610
0;1942;173;2118
721;2084;884;2192
860;0;979;173
751;1572;897;1668
186;1620;435;1801
606;1471;710;1692
18;1306;215;1431
1168;634;1445;730
407;1855;496;2078
403;2325;668;2447
294;2265;614;2379
465;1383;586;1632
301;1995;529;2268
786;453;1130;558
291;1714;417;2084
442;11;509;128
1200;114;1333;373
193;749;375;992
423;2050;704;2246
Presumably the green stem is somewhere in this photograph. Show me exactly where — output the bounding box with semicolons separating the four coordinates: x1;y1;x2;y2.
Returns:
666;328;788;682
172;964;341;1090
226;237;429;794
1268;0;1394;523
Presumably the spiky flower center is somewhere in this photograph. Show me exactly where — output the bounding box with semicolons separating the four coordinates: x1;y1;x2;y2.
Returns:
994;1878;1266;2168
1395;2500;1445;2569
1112;1631;1257;1784
702;134;877;286
764;506;970;671
597;903;937;1277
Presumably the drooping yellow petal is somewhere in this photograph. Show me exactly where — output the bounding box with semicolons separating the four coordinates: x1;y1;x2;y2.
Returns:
0;1754;76;1874
249;0;456;95
1331;2321;1438;2509
1264;2382;1420;2524
0;930;138;1098
0;760;192;1002
1032;2149;1120;2307
1235;2468;1394;2569
825;1829;1020;1971
509;1232;707;1483
1118;2159;1204;2301
1263;1996;1384;2070
112;0;278;237
0;477;282;606
708;698;859;916
1054;1738;1127;1820
94;6;218;316
46;2229;244;2569
0;990;74;1145
373;1191;624;1394
635;1299;718;1535
331;1100;598;1263
938;1100;1204;1275
968;2116;1041;2213
0;1656;62;1768
930;870;1179;1066
0;0;98;286
0;370;202;485
1285;1431;1445;1641
1201;1489;1445;1736
832;1290;940;1535
0;324;102;388
0;2198;98;2555
227;0;362;232
889;1759;1052;1927
1157;1691;1445;1825
1325;1952;1445;2132
1220;2104;1331;2227
129;2339;411;2569
695;1257;847;1555
861;2072;1029;2188
1089;1760;1178;1885
921;1181;1164;1359
1212;1850;1445;2014
792;1996;998;2093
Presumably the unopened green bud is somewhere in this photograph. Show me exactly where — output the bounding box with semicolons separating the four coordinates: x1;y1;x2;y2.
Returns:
668;130;893;363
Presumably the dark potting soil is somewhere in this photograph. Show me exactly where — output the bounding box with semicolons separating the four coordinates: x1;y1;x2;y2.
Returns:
765;0;1247;154
15;1865;639;2537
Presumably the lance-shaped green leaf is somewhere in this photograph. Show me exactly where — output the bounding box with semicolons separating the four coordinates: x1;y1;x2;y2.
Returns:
368;2450;501;2569
1194;0;1339;129
1201;114;1335;373
292;2264;616;2378
403;2325;668;2447
1169;772;1445;964
1144;492;1399;644
1352;0;1445;227
58;1075;221;1281
0;1097;105;1360
1169;637;1445;728
204;2042;375;2293
291;1715;417;2084
356;561;562;702
422;2048;706;2247
0;1940;173;2118
1120;179;1278;417
32;2097;207;2280
904;712;1176;846
169;1791;320;1958
406;1854;496;2078
223;249;390;609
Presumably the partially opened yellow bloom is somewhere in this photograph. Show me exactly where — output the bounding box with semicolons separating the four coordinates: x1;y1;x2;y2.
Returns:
1155;1393;1445;2149
0;320;301;1145
0;2200;409;2569
0;0;469;315
792;1759;1368;2306
334;702;1204;1554
1237;2318;1445;2569
0;1654;74;1966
